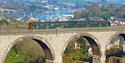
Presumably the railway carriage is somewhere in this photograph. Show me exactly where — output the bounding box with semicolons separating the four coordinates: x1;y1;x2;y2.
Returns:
28;21;111;29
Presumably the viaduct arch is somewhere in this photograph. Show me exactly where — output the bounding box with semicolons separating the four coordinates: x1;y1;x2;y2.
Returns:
1;29;125;63
2;36;55;63
62;33;101;58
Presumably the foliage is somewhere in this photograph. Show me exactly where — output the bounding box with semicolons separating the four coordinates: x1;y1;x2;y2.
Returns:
63;37;92;63
63;55;73;63
65;42;75;54
74;4;125;20
0;19;9;26
106;35;125;62
0;16;17;27
106;48;122;56
106;36;123;56
5;38;45;63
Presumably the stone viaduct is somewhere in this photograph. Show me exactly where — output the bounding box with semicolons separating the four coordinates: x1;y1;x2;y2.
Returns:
0;26;125;63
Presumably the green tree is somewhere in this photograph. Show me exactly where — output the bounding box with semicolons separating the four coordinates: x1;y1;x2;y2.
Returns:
5;38;45;63
63;37;92;63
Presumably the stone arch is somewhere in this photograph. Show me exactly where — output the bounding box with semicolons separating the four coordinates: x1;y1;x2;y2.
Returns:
2;36;55;63
105;31;125;63
106;31;125;48
62;33;101;56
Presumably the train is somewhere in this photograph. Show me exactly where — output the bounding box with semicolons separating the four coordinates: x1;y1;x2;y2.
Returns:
28;21;111;29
